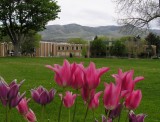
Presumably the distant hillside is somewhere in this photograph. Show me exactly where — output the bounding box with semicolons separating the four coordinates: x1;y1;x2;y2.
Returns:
39;24;160;41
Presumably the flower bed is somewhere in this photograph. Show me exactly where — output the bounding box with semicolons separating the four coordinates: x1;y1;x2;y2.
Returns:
0;59;146;122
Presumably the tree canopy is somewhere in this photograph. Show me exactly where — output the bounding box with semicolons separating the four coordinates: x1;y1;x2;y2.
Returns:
110;41;126;57
145;32;160;56
90;36;106;57
21;30;41;56
0;0;60;55
114;0;160;29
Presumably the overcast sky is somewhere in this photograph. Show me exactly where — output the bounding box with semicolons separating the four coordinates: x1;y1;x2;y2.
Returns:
47;0;118;27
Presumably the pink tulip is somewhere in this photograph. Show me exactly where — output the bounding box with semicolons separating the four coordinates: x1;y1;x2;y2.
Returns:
71;63;85;89
112;69;127;85
88;90;102;109
83;62;109;89
46;59;76;87
125;90;142;110
112;69;144;97
25;109;37;122
103;82;121;110
62;91;77;108
16;98;30;115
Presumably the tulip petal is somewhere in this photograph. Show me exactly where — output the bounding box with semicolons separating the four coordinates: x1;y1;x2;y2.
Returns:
9;79;17;87
125;90;142;110
89;90;102;109
59;94;63;100
8;84;19;100
25;109;37;122
37;86;45;94
63;91;76;108
45;65;55;71
39;91;49;105
129;111;146;122
48;89;56;102
9;92;25;108
102;115;107;122
103;83;121;110
134;76;144;83
126;70;134;82
61;60;71;86
31;90;40;104
0;81;9;99
19;80;25;87
98;67;110;77
137;114;147;122
16;98;29;115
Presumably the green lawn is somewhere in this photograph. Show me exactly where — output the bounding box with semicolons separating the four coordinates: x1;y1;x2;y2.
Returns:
0;57;160;122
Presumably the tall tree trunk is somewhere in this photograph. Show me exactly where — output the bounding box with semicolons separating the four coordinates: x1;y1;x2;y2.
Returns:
13;43;21;56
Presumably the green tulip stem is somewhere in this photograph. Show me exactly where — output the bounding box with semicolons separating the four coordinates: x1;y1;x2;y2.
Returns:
118;98;124;122
125;110;130;122
83;104;89;122
92;109;95;120
41;105;45;122
6;105;11;122
58;98;63;122
104;109;109;120
5;106;8;122
118;104;123;122
72;93;78;122
69;108;71;122
8;108;11;122
107;110;110;119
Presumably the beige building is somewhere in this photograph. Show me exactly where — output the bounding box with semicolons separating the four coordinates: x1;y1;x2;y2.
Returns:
0;41;84;57
0;42;14;56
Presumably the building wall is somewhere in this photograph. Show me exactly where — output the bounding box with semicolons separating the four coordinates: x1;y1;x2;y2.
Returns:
0;43;5;56
35;41;84;57
0;42;14;57
55;43;83;57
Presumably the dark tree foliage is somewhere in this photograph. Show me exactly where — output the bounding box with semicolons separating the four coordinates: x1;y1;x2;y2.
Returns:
21;30;41;56
0;0;60;55
90;36;106;57
145;32;160;56
110;41;126;57
145;33;158;45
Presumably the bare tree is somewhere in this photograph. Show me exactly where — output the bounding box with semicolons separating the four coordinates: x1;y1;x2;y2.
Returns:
114;0;160;29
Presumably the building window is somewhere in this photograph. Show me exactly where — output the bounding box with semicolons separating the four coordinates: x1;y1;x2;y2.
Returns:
66;47;69;50
62;46;64;50
58;46;60;50
72;47;74;50
81;46;82;50
76;46;78;50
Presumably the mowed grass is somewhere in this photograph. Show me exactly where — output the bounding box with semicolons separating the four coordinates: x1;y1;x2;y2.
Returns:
0;57;160;122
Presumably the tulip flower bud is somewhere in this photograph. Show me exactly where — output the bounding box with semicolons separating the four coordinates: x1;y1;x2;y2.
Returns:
31;86;56;106
125;90;142;110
